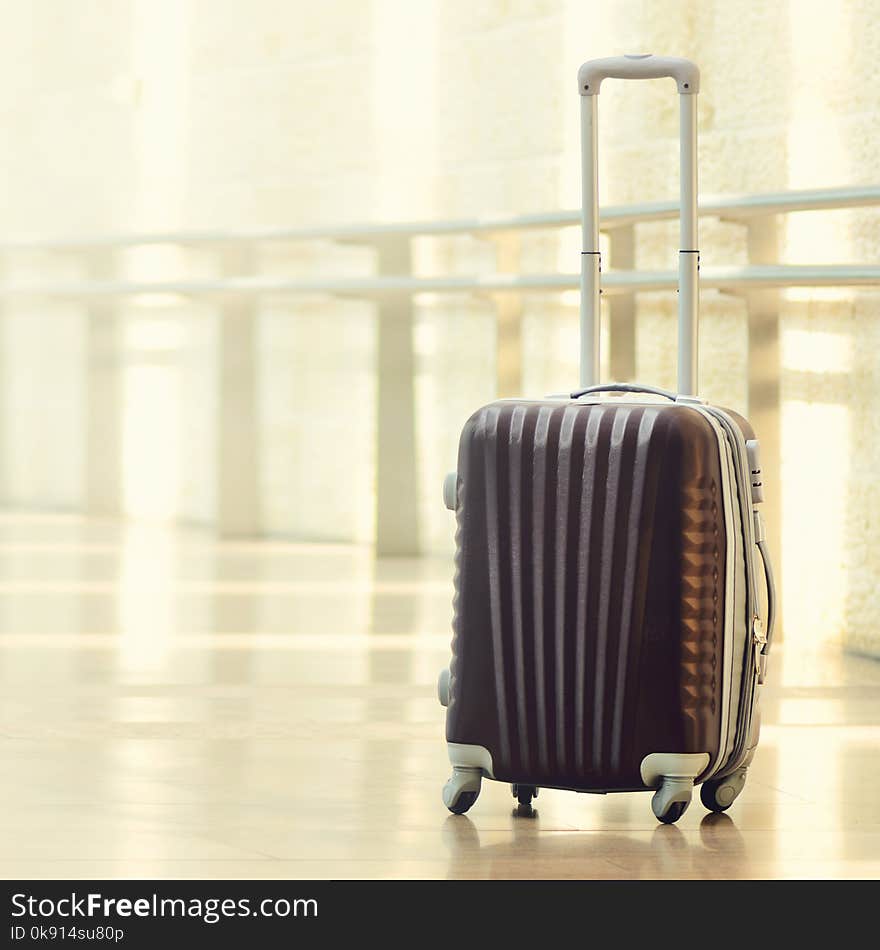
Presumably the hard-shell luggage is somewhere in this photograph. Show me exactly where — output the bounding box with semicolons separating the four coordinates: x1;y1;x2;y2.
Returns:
436;55;776;823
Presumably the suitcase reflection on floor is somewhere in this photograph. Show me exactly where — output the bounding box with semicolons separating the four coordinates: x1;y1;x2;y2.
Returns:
441;811;748;879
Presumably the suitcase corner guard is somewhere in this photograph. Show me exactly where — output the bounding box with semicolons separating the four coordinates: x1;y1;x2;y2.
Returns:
443;743;495;815
447;742;495;776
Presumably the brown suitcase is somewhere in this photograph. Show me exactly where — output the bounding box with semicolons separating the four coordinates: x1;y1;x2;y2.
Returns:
437;56;776;823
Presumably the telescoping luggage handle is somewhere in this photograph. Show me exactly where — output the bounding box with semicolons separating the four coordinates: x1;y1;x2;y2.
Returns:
578;54;700;394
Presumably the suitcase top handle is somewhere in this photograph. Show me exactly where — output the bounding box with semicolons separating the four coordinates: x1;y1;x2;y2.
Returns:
578;55;700;96
578;55;700;396
569;382;677;401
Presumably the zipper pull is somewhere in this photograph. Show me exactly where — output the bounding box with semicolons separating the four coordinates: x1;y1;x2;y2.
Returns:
753;616;768;684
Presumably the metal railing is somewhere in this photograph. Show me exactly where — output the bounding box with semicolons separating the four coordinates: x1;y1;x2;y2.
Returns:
1;184;879;561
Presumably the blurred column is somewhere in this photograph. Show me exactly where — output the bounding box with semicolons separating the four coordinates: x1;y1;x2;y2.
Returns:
370;0;434;558
85;251;123;515
608;225;636;382
216;245;260;537
0;259;5;503
746;217;783;638
490;233;524;398
375;237;419;556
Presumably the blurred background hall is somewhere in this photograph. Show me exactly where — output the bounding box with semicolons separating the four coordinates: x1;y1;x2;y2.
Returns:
1;0;879;878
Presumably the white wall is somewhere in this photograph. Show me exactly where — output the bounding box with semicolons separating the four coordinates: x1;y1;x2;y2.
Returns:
0;0;879;655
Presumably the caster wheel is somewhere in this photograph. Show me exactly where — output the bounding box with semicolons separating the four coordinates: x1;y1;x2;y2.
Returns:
700;781;731;812
656;800;689;824
700;767;747;813
511;784;538;807
443;767;481;815
447;790;478;815
650;778;693;824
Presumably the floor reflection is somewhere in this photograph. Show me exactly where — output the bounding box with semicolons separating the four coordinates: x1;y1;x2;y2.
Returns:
1;514;878;879
442;811;749;879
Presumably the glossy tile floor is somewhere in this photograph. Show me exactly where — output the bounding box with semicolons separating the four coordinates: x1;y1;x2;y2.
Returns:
1;513;878;880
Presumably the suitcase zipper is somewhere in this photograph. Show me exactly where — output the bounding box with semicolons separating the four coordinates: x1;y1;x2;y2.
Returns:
702;407;762;775
690;406;740;778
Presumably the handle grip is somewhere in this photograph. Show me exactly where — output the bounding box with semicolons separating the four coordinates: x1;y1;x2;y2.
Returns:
578;54;700;96
570;382;678;401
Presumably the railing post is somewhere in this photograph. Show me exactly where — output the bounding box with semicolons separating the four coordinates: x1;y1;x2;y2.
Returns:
745;217;783;638
490;233;524;397
375;237;419;556
608;225;637;382
216;244;261;537
85;250;123;516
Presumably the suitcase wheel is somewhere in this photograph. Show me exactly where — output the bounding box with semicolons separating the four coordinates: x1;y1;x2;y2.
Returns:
655;800;689;824
447;791;478;815
650;779;693;824
510;784;539;808
699;766;748;813
443;766;481;815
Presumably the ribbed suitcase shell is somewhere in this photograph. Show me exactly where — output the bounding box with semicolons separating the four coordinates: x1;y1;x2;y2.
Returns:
446;399;728;791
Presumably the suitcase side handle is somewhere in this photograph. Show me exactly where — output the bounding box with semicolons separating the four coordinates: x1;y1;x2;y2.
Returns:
569;382;677;401
578;55;700;396
577;55;700;96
